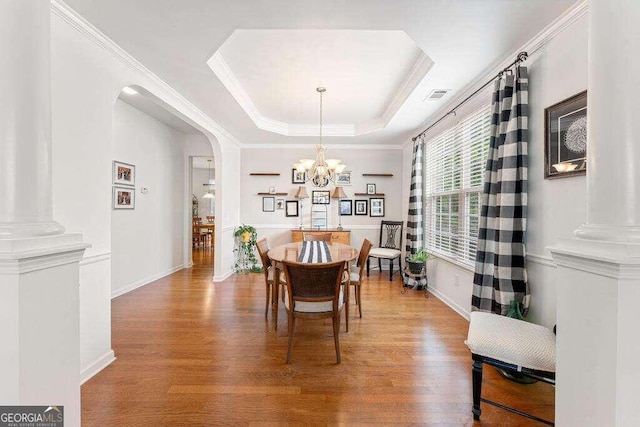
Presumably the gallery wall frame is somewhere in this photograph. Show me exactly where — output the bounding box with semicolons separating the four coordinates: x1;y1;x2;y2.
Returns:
286;200;299;217
370;198;385;217
312;190;330;205
262;196;275;212
113;186;135;210
113;160;135;186
354;199;368;216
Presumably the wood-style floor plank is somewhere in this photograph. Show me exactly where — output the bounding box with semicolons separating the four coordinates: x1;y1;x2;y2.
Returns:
81;248;554;426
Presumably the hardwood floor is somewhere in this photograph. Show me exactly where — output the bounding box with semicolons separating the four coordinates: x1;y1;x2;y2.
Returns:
81;249;554;426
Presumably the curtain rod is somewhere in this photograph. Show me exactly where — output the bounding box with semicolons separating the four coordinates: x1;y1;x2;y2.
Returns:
412;51;529;142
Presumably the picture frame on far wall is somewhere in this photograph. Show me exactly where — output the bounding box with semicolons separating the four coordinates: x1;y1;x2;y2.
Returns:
339;199;352;216
312;190;330;205
544;90;587;179
292;169;306;184
262;196;275;212
113;160;135;186
370;198;385;217
285;200;299;217
113;186;135;210
336;171;352;186
354;199;368;216
366;183;376;194
276;199;285;210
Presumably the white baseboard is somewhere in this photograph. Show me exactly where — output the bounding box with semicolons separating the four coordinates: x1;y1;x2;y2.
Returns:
427;286;471;321
213;269;234;282
81;350;116;384
111;265;184;299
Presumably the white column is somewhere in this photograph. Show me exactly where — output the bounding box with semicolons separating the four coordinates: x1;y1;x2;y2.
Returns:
0;0;63;237
550;1;640;426
0;2;88;426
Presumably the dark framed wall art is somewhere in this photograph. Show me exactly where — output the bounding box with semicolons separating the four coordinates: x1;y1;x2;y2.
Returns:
544;90;587;179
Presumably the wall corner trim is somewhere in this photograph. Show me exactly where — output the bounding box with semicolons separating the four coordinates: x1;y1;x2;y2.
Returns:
80;350;116;384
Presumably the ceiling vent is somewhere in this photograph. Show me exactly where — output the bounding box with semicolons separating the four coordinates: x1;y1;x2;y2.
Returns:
424;89;450;101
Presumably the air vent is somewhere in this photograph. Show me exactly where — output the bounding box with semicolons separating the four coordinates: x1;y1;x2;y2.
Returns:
424;89;450;101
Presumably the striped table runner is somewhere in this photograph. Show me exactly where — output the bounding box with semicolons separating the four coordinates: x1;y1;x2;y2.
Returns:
297;241;333;263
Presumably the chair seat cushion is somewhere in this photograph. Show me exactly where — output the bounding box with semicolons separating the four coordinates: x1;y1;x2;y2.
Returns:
369;248;401;259
465;311;556;373
349;271;360;282
284;287;344;313
266;266;286;283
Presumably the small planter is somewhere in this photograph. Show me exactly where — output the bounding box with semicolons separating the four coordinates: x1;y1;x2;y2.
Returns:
406;259;425;275
240;231;252;243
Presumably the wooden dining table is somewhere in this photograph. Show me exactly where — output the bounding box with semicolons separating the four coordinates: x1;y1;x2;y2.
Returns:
194;223;215;247
268;241;359;329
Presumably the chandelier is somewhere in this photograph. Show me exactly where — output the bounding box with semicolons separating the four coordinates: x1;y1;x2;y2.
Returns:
202;159;215;199
294;87;346;188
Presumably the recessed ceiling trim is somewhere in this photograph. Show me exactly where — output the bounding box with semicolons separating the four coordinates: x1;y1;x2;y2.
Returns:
208;30;433;138
381;52;434;124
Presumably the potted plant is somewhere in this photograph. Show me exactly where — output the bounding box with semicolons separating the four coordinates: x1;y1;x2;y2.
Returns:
233;224;262;273
406;248;428;274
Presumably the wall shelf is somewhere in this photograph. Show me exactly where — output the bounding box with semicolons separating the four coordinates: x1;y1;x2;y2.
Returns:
354;193;385;196
257;192;288;196
362;173;393;177
250;173;280;176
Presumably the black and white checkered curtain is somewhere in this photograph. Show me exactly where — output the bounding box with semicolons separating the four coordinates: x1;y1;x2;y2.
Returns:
472;67;530;315
403;136;427;290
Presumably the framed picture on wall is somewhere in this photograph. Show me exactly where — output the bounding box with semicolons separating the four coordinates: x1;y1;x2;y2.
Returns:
544;90;587;179
336;171;352;186
285;200;299;217
354;199;368;215
276;199;285;210
113;160;135;186
292;169;306;184
339;199;352;215
370;198;385;217
366;183;376;194
312;190;330;204
262;196;275;212
113;186;135;210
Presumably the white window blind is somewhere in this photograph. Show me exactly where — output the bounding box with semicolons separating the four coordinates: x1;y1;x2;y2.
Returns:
424;106;491;266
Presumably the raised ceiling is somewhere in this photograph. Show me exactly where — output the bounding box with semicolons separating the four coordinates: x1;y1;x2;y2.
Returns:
63;0;578;146
209;30;432;136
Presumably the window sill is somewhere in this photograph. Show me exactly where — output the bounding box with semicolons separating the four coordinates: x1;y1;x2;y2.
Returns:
426;251;475;273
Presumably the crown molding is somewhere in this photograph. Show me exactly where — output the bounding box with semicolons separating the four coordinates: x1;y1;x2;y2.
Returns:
411;0;588;139
51;0;242;148
381;52;434;125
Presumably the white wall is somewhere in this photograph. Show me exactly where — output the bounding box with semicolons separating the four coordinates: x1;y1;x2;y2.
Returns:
404;14;589;328
49;7;240;384
240;146;404;264
110;100;185;297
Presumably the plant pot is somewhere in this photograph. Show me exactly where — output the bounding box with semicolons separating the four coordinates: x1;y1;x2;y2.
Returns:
240;231;251;243
406;259;425;275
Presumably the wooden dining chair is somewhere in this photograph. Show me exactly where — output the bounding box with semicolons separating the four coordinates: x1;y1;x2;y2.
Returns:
255;238;286;318
281;259;346;364
303;232;332;242
345;238;373;332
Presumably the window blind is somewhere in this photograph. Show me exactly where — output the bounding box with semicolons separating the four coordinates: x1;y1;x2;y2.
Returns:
424;106;491;266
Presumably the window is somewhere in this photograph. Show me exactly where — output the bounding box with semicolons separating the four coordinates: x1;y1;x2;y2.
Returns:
424;106;491;267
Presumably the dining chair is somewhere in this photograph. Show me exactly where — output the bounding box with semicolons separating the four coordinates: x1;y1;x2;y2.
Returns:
367;220;403;281
281;259;347;364
303;232;332;242
345;238;373;332
192;225;206;248
255;238;286;318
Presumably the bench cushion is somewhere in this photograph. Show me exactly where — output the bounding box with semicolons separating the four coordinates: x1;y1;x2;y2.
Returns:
466;311;556;373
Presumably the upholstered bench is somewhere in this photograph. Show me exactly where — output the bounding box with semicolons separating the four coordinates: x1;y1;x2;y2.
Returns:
465;311;556;425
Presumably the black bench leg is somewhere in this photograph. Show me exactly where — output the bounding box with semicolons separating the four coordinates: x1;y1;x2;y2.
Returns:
472;357;483;420
366;258;370;277
389;260;393;281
